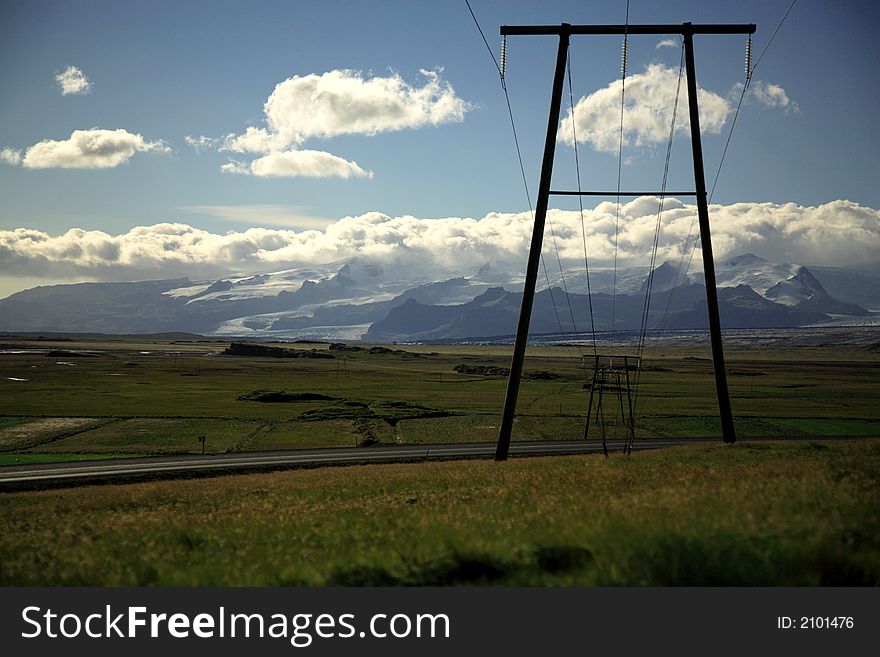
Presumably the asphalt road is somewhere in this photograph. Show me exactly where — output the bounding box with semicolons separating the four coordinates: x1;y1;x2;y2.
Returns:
0;438;719;489
0;436;870;490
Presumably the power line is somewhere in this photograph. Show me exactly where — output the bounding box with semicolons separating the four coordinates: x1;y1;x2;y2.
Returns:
567;56;598;359
610;0;631;357
656;0;799;336
751;0;798;73
464;0;501;76
637;42;684;360
464;0;577;354
632;39;685;422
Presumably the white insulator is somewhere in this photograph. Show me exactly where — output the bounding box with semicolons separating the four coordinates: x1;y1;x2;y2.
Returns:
744;36;752;78
500;36;508;79
621;36;629;77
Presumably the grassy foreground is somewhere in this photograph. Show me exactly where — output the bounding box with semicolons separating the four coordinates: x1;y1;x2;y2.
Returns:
2;439;878;586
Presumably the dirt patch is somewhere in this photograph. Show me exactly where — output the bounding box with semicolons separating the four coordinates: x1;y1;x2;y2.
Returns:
454;364;510;376
301;399;453;423
223;342;335;359
0;417;101;451
523;370;560;381
368;346;435;357
454;364;559;380
237;390;339;403
329;343;364;352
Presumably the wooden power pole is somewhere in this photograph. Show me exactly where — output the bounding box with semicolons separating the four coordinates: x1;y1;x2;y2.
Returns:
496;22;754;461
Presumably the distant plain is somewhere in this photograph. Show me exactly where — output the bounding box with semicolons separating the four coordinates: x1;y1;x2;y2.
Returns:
1;335;878;462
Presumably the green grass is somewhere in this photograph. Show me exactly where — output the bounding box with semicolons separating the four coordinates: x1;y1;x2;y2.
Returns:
0;417;109;451
1;440;878;586
245;420;367;450
0;453;138;465
769;418;880;436
36;418;264;454
0;340;878;462
0;417;32;430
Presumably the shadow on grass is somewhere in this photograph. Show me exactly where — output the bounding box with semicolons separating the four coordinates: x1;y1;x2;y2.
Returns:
327;535;878;586
327;545;594;586
602;531;880;586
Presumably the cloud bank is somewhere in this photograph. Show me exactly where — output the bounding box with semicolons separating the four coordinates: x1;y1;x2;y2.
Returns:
3;129;169;169
190;68;469;178
1;200;876;287
55;66;92;95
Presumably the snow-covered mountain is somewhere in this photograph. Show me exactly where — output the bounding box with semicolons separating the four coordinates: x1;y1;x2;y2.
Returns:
0;254;873;340
714;254;867;316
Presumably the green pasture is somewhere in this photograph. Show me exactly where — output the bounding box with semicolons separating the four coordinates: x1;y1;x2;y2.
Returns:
0;338;878;461
0;453;137;466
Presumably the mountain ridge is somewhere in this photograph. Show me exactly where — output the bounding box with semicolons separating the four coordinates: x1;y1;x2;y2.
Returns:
0;255;873;340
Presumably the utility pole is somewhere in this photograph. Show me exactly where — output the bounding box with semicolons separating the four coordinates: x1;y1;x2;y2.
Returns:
495;22;754;460
495;25;570;462
683;26;736;443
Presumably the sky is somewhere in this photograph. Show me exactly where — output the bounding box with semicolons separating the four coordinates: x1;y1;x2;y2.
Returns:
1;0;878;298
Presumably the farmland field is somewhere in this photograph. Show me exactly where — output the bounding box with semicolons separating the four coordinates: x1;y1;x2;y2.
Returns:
1;334;879;461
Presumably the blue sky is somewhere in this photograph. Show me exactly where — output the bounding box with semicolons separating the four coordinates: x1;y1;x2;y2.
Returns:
0;0;878;295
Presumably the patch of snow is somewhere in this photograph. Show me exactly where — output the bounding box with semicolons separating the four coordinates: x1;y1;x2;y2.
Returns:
162;282;214;298
807;315;880;328
716;262;801;297
211;317;371;342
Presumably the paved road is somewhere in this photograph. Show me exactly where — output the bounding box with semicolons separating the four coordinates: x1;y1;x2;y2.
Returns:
0;438;719;489
0;436;870;489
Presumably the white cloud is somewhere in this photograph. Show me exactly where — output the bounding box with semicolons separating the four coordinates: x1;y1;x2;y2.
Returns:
1;200;877;285
225;149;373;179
0;147;22;165
655;39;677;49
558;63;731;153
750;81;797;112
10;129;169;169
258;68;468;143
195;68;469;178
184;135;218;151
218;159;249;175
55;66;92;95
218;126;282;154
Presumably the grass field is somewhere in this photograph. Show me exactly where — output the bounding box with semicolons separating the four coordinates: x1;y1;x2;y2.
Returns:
1;337;878;461
1;440;877;586
0;453;137;466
